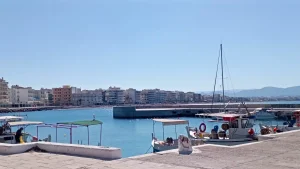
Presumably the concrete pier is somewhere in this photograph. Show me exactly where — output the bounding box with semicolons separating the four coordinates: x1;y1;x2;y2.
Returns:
1;130;300;169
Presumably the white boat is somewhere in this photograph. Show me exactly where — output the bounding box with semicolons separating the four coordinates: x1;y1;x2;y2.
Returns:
151;118;189;153
0;116;23;123
211;116;223;121
259;110;300;134
0;119;43;144
252;108;276;120
187;114;256;144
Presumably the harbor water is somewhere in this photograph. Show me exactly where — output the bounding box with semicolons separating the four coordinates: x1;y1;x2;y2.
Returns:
1;108;285;157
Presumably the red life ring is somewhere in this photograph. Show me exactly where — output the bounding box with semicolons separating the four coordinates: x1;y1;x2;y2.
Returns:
199;123;206;132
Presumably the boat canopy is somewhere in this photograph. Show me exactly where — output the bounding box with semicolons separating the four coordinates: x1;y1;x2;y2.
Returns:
8;121;43;127
153;118;189;126
57;120;103;126
48;119;103;145
0;116;23;122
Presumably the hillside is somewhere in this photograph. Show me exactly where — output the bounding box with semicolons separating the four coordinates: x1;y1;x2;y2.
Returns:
199;86;300;97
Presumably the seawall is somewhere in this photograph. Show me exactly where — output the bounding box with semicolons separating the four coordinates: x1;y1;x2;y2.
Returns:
113;103;300;119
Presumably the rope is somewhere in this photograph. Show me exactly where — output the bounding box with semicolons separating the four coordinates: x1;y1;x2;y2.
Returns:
211;47;221;111
145;145;153;154
223;49;236;97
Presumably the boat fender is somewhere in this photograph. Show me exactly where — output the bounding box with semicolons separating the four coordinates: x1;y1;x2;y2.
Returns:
221;123;229;131
213;125;219;132
20;136;24;144
199;123;206;132
248;128;254;135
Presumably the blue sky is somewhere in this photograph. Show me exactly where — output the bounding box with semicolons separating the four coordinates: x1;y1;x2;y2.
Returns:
1;0;300;92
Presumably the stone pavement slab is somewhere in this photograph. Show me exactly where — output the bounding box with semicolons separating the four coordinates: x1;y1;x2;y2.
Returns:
0;130;300;169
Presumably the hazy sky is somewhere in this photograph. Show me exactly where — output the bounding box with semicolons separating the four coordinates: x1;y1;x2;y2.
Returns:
1;0;300;92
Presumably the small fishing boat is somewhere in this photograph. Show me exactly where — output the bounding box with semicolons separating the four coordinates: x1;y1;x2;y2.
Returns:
187;114;257;144
0;120;43;144
151;118;189;152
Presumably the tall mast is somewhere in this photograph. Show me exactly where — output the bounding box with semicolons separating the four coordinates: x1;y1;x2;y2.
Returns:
220;44;225;112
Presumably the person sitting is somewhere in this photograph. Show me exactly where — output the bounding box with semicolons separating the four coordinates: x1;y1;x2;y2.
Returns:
15;127;23;144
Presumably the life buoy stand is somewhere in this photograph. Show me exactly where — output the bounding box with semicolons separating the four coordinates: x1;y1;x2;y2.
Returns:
199;123;206;132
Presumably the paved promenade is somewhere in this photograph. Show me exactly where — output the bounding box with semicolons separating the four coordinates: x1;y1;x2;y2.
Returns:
1;130;300;169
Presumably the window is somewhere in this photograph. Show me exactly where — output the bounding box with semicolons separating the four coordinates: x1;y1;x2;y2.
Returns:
230;120;238;128
241;119;249;128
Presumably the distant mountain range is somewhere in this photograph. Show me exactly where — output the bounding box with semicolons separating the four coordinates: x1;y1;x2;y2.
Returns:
199;86;300;97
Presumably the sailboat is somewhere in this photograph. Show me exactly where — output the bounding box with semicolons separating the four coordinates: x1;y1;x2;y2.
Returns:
186;44;257;144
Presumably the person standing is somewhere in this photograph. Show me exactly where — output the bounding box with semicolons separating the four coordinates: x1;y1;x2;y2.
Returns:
15;127;23;144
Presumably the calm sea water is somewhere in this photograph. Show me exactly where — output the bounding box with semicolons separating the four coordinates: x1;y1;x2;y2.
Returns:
1;108;285;158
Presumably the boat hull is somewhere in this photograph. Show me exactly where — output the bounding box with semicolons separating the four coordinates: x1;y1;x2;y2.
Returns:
152;139;178;153
255;116;276;120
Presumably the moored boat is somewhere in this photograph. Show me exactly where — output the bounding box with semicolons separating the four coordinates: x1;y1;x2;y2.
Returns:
187;114;257;144
151;118;189;152
0;118;43;144
252;108;276;120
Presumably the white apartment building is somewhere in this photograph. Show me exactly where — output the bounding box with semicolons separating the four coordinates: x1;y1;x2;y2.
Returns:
0;77;9;104
194;93;202;102
39;88;52;105
157;90;167;103
72;89;103;106
135;91;141;104
185;92;195;102
175;91;185;103
124;88;136;104
166;91;176;103
10;85;29;105
140;89;157;104
105;87;125;104
71;87;81;94
116;90;125;104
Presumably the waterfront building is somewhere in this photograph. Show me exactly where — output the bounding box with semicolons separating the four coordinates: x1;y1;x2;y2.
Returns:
52;85;72;106
135;90;141;104
140;89;157;104
165;91;176;103
202;95;212;102
72;89;103;106
214;94;221;102
0;77;9;104
116;90;125;104
124;88;136;104
175;91;185;103
185;92;195;102
8;88;11;104
10;85;29;105
105;87;125;104
27;87;40;102
194;93;202;102
157;90;167;103
39;88;52;105
71;87;81;94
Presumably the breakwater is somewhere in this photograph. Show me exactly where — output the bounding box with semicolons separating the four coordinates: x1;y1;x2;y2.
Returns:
113;103;300;119
0;106;61;113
